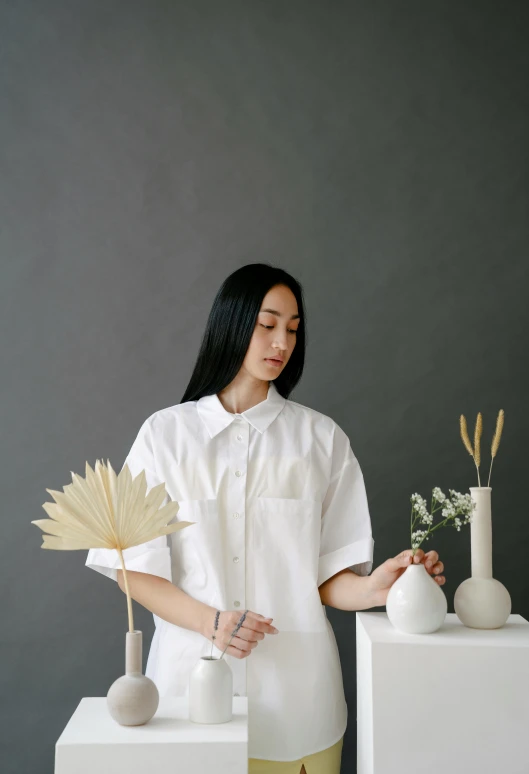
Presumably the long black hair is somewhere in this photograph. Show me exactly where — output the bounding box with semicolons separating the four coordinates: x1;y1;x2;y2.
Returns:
180;263;307;403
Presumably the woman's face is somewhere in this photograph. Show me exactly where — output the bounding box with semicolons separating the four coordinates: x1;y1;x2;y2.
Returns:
242;284;300;381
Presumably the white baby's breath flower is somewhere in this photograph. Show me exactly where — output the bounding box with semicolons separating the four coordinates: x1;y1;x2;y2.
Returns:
412;492;432;526
411;528;430;548
432;487;446;503
409;486;472;553
411;493;428;509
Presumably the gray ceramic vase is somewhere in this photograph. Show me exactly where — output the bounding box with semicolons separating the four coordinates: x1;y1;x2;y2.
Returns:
107;630;159;725
454;487;511;629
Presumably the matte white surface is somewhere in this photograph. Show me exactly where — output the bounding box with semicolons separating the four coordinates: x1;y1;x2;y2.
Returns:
55;695;248;773
356;612;529;774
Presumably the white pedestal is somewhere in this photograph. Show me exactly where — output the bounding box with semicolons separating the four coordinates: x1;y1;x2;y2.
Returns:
55;696;248;773
356;612;529;774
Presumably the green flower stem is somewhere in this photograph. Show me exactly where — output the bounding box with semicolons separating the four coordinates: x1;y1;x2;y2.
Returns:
411;512;467;555
411;499;444;534
410;494;471;556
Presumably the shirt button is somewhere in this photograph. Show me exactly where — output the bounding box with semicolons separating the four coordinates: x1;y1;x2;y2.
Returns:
234;601;240;607
236;434;243;441
233;556;239;563
233;512;240;518
235;470;242;477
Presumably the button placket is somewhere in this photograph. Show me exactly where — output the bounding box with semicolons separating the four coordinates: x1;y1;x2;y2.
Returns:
227;416;249;696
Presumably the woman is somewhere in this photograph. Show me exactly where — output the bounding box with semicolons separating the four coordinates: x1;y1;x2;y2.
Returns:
86;263;445;773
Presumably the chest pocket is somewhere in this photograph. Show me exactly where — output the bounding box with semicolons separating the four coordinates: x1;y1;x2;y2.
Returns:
251;496;327;633
168;498;221;606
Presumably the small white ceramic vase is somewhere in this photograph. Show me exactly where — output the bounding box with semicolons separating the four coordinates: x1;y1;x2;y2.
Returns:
189;656;233;724
454;487;511;629
386;562;448;634
107;630;159;725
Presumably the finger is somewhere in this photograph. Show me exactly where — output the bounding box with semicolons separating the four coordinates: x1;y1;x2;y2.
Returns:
237;625;265;642
230;635;258;654
246;611;273;621
399;550;413;568
243;612;278;635
245;611;274;627
433;575;446;585
431;561;444;575
244;619;278;635
386;550;414;572
424;550;439;569
412;548;425;563
223;643;253;659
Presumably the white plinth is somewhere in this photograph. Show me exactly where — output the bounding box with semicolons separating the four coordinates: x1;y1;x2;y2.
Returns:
55;696;248;774
356;613;529;774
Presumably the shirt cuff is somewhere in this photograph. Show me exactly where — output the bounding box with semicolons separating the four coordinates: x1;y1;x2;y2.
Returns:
317;537;374;587
85;544;172;583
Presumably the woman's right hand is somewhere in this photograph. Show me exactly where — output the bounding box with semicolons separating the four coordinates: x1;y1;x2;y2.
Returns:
204;609;279;659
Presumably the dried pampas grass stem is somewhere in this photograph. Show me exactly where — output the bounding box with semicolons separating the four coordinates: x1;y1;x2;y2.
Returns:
459;415;474;458
460;414;481;485
474;412;483;486
460;410;505;488
488;409;505;487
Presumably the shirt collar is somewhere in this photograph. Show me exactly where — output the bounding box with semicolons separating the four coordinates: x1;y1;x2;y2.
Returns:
196;381;286;439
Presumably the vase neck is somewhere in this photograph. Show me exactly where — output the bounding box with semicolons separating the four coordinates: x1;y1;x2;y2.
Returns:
125;630;143;675
470;488;493;579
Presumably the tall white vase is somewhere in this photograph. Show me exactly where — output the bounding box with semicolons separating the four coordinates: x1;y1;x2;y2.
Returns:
386;562;447;634
189;656;233;724
454;487;511;629
106;630;159;725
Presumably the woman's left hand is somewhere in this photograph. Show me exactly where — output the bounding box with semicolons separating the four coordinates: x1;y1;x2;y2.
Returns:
368;548;445;608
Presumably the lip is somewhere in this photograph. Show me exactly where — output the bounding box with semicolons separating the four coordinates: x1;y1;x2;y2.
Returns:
265;357;284;365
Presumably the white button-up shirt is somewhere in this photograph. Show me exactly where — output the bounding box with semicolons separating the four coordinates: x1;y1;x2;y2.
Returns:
86;381;374;761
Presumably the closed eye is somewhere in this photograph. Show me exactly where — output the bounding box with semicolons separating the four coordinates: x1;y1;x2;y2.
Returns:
260;324;297;334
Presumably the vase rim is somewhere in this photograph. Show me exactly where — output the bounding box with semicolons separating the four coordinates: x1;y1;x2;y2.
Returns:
201;656;221;661
469;486;492;491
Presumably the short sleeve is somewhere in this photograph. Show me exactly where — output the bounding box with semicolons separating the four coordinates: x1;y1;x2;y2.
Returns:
317;424;374;587
85;416;172;583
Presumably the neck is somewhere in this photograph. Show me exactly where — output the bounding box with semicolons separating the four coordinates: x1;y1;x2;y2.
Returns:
217;375;270;414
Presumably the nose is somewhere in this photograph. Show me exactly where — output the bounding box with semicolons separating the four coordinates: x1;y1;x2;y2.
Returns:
272;330;289;351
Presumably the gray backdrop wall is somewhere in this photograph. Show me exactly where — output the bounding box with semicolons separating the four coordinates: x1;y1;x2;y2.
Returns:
1;1;528;772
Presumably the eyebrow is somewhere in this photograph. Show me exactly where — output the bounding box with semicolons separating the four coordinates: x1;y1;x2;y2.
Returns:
260;308;300;320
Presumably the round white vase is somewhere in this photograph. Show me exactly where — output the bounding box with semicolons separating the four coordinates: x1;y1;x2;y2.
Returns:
454;487;511;629
386;562;448;634
189;656;233;724
107;630;159;726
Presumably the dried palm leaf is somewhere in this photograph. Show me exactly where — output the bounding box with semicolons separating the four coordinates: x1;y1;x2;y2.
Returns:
32;459;194;631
